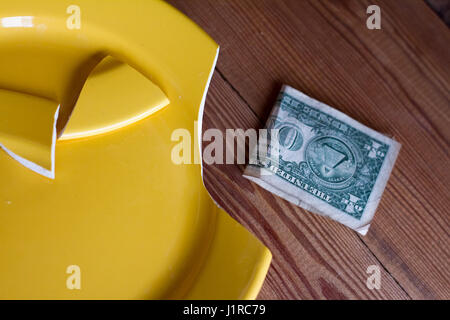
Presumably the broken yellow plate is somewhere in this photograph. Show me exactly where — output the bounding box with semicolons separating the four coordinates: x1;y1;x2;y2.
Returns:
0;0;271;299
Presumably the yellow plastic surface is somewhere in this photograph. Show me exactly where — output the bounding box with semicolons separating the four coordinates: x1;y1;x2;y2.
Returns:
0;89;59;178
0;0;271;299
61;57;170;140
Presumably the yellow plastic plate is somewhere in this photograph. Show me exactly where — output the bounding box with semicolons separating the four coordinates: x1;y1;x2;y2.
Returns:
0;0;271;299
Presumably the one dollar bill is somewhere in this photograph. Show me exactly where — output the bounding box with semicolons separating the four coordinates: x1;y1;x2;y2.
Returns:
243;85;401;235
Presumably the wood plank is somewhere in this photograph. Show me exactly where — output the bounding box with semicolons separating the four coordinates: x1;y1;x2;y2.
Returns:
168;0;450;299
203;71;409;299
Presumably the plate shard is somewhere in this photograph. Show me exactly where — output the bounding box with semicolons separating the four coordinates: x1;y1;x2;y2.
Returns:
0;57;170;179
60;56;170;140
0;89;59;179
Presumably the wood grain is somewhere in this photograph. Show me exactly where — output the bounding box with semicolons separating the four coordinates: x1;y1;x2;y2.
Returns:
168;0;450;299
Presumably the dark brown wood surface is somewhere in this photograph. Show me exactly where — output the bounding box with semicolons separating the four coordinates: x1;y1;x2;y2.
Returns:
167;0;450;299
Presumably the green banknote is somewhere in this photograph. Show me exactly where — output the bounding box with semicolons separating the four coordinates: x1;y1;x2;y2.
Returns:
243;85;401;235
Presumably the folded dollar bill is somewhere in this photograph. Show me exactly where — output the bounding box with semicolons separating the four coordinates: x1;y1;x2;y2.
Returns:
243;85;401;235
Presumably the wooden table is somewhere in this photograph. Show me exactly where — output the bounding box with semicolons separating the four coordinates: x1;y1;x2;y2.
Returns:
168;0;450;299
